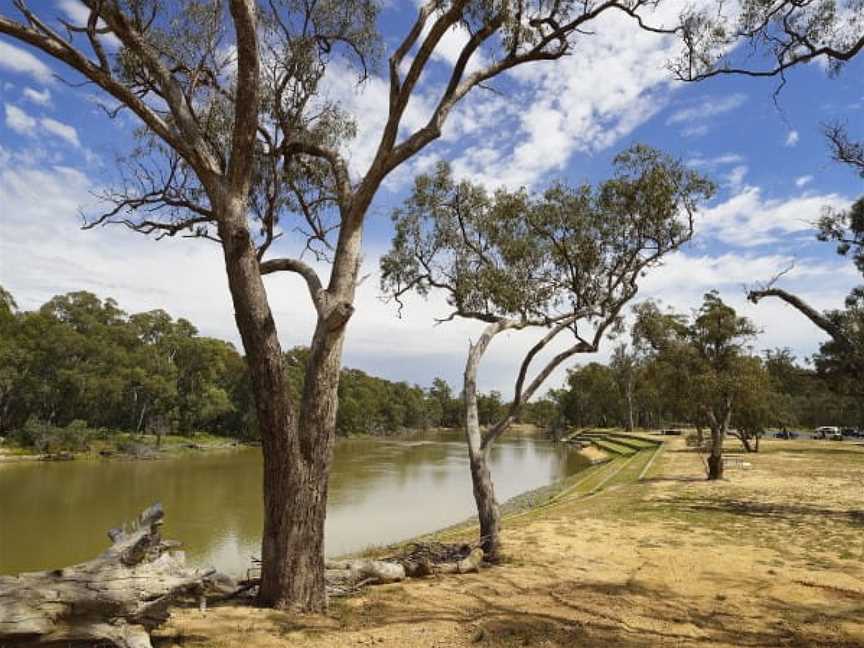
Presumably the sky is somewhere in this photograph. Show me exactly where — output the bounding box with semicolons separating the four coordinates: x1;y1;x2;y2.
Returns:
0;1;862;397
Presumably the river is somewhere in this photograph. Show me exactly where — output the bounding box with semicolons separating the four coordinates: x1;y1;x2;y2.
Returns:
0;430;587;576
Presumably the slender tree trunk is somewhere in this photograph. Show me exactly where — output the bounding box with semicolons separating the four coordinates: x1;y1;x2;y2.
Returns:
706;422;725;479
625;379;635;431
463;325;504;561
464;405;501;561
136;400;147;435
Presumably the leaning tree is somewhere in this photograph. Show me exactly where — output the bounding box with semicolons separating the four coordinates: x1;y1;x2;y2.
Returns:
671;0;864;375
381;145;713;557
0;0;714;610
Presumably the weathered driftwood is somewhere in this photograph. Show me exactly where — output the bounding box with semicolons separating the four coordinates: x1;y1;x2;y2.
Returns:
236;544;487;602
0;503;214;648
321;545;485;588
325;559;407;584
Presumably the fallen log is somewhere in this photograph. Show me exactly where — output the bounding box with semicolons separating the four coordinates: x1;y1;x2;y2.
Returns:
0;503;214;648
325;559;407;584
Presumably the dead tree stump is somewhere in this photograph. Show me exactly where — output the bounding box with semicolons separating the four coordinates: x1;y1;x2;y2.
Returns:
0;503;214;648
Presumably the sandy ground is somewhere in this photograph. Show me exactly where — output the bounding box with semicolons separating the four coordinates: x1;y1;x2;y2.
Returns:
158;438;864;647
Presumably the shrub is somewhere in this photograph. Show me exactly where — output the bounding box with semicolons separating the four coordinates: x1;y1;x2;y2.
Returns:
10;418;92;453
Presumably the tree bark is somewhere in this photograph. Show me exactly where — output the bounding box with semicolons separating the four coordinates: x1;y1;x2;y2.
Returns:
625;382;635;432
0;504;214;648
705;398;732;481
217;213;313;610
463;324;504;561
707;449;724;480
220;196;359;612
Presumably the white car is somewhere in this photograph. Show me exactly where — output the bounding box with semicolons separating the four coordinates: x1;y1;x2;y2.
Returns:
815;426;842;440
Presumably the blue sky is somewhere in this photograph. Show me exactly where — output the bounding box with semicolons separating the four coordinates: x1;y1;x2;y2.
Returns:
0;1;861;395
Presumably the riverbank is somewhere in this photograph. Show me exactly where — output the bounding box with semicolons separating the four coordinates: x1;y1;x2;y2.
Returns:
157;435;864;647
0;424;545;464
0;431;245;463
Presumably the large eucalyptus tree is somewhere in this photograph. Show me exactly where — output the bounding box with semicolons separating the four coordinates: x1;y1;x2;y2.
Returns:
381;146;713;557
0;0;707;611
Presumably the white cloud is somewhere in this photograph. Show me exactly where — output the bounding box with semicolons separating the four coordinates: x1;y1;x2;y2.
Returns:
682;124;709;137
448;5;690;188
724;165;748;191
0;42;54;84
3;103;80;147
322;3;723;192
666;93;747;125
22;87;52;107
795;175;814;188
687;153;744;168
700;185;853;247
785;130;800;147
4;103;37;135
41;117;80;147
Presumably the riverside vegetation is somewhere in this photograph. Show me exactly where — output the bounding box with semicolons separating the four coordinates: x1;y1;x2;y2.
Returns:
0;288;510;457
0;0;862;642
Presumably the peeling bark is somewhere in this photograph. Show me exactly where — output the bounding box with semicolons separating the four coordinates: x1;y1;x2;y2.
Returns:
0;504;214;648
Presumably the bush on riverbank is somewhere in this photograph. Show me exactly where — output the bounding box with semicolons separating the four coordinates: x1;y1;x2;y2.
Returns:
8;419;99;453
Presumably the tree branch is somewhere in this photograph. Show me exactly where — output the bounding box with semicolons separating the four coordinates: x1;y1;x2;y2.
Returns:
748;287;855;353
225;0;260;197
259;257;325;312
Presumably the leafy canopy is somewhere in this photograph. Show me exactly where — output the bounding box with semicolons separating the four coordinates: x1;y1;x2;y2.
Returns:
381;144;714;326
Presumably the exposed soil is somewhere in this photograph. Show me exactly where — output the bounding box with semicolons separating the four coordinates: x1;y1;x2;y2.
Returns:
157;437;864;648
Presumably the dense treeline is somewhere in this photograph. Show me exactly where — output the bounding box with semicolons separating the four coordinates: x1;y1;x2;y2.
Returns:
0;288;498;446
531;295;864;436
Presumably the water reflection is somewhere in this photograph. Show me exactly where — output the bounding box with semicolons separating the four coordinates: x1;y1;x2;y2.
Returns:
0;430;587;576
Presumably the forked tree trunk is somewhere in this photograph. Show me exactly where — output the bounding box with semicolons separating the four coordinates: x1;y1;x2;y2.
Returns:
219;216;328;612
219;201;360;612
258;321;346;612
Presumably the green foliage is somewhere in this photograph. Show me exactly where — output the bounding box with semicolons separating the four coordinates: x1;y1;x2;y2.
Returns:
381;145;713;324
677;0;864;79
0;287;504;442
10;419;95;453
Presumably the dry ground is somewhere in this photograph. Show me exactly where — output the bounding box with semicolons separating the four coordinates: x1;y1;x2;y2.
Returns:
158;437;864;648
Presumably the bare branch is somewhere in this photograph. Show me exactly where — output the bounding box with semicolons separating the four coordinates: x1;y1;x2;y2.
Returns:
259;256;325;312
748;287;855;353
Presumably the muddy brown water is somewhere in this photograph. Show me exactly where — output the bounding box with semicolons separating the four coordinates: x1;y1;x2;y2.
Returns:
0;430;588;577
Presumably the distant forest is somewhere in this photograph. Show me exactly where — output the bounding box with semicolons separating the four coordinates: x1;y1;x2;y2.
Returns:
1;287;859;450
0;288;507;443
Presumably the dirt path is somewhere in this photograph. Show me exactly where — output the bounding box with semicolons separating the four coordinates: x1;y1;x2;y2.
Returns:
158;437;864;647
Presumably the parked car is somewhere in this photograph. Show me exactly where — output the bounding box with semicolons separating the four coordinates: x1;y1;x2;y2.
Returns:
841;427;862;438
773;430;799;439
814;426;841;440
